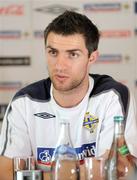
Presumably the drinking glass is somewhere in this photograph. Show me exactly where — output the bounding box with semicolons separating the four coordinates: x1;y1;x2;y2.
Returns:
84;157;106;180
13;156;43;180
14;156;35;172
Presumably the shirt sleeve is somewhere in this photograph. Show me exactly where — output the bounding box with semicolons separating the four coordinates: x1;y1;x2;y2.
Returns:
0;97;32;158
125;92;137;157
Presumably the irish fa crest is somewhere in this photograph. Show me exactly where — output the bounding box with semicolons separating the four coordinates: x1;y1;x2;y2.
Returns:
83;112;99;133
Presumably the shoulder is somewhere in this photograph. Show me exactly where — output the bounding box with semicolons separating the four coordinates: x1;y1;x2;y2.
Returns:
90;74;129;114
13;78;51;101
90;74;129;96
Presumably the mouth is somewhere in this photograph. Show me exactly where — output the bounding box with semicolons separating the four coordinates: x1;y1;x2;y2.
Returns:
54;74;68;82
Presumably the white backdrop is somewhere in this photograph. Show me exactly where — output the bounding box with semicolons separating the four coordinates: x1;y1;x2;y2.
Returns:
0;0;137;126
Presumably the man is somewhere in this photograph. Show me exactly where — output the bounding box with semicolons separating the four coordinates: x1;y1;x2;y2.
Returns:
0;10;137;179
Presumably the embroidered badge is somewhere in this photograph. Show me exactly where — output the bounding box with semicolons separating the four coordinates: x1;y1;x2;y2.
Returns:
83;112;99;133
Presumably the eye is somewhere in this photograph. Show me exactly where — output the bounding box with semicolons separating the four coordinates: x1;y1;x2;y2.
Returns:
48;49;57;57
69;51;79;59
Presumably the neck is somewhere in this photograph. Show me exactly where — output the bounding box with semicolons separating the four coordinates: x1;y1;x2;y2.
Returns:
52;78;89;108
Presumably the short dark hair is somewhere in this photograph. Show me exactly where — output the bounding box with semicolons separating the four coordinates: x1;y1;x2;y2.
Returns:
44;10;100;55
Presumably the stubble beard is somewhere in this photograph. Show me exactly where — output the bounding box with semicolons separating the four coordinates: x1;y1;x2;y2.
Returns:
51;73;87;93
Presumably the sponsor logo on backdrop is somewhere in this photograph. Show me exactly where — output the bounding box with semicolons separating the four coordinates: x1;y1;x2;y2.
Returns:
83;2;130;13
0;31;30;39
135;2;137;13
0;4;24;16
101;30;131;38
0;30;21;39
97;54;122;63
0;57;31;66
34;31;44;39
97;54;131;63
124;55;130;62
0;104;8;121
0;81;22;91
83;3;121;12
35;4;78;14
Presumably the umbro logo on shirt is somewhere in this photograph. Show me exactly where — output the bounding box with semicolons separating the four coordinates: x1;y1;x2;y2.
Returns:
34;112;55;119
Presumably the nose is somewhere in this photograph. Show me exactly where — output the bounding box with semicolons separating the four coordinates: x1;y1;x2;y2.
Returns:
55;55;67;71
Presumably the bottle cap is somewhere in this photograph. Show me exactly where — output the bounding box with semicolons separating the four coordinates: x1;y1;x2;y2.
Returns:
118;145;129;155
114;116;124;122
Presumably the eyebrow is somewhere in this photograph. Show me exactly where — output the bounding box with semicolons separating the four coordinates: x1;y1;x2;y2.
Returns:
46;45;82;53
46;45;56;50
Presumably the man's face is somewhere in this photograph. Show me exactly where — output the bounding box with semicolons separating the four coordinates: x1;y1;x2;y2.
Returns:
45;32;93;92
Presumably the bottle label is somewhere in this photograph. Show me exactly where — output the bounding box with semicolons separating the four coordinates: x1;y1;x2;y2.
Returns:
118;145;129;155
56;145;76;155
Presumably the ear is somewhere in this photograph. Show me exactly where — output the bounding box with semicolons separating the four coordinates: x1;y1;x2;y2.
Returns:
89;50;99;64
